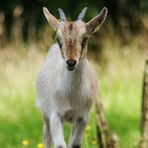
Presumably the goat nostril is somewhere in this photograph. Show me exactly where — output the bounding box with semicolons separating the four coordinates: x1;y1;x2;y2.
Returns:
66;60;77;67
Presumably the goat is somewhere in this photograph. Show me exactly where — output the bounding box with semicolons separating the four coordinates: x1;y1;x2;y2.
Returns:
36;6;108;148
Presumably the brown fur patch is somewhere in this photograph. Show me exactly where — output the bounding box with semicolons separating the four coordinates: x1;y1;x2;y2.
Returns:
67;48;77;60
58;22;83;60
68;23;73;31
67;38;77;59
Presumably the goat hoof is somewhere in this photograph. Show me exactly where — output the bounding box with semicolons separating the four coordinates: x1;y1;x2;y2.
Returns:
72;145;81;148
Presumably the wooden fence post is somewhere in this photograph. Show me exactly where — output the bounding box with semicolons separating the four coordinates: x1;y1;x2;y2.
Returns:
140;57;148;148
96;56;148;148
95;97;119;148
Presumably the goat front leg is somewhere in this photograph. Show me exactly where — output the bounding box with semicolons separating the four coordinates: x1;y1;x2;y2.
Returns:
50;113;66;148
43;114;52;148
68;114;89;148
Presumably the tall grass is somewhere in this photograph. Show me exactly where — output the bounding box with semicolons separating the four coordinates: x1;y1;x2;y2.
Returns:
0;40;145;147
98;41;145;147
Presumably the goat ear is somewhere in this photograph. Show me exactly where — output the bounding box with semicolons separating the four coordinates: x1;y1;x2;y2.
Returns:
86;7;108;34
43;7;59;31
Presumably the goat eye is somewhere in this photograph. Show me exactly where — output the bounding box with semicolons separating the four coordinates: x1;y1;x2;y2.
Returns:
56;38;62;49
81;37;88;49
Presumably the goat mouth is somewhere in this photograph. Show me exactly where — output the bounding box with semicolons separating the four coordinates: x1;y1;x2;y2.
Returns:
67;66;76;71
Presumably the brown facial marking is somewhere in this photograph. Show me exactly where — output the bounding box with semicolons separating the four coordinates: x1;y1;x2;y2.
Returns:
67;42;77;60
68;22;73;32
66;23;77;60
68;38;74;49
57;22;86;61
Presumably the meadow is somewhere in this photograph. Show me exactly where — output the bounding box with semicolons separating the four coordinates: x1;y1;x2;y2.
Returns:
0;38;145;148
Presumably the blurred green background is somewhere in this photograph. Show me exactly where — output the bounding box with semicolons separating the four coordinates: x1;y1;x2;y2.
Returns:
0;0;148;148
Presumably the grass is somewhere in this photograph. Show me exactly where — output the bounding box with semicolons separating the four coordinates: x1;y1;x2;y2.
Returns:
0;40;145;148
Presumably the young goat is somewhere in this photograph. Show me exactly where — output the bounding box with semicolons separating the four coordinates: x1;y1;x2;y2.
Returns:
36;7;108;148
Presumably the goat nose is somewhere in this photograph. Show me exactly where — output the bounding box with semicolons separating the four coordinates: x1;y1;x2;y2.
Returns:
66;60;77;68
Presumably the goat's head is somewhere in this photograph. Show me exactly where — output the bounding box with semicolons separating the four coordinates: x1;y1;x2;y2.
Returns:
43;7;108;71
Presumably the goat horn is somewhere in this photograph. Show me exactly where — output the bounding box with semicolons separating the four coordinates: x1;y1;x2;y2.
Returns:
77;7;88;21
58;8;66;21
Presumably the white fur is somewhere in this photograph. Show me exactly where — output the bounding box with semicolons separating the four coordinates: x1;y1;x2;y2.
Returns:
36;43;97;148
